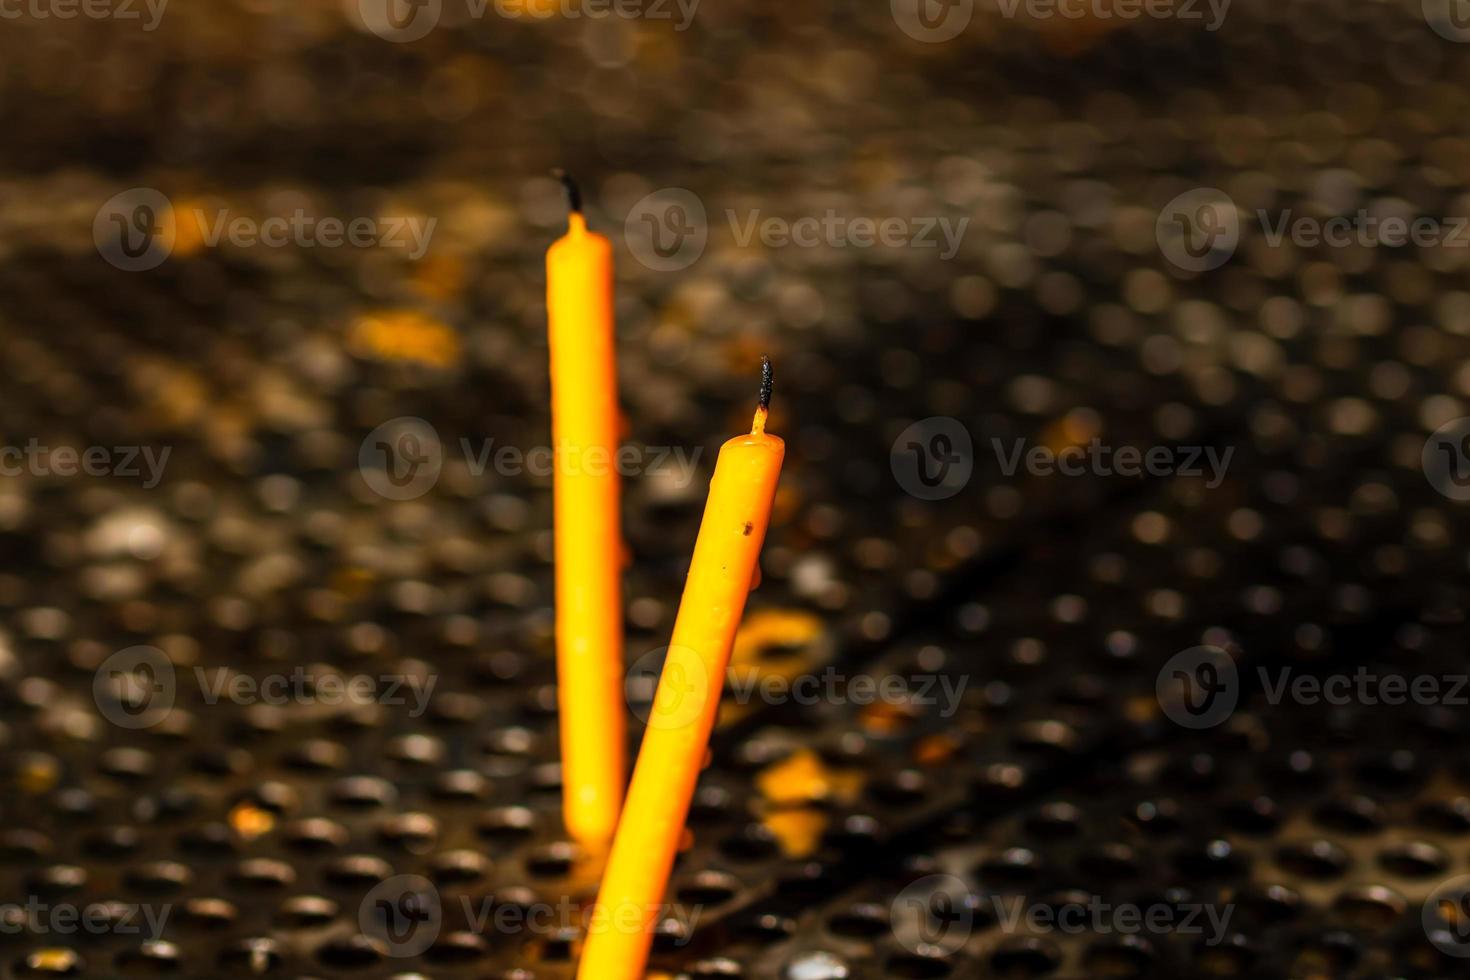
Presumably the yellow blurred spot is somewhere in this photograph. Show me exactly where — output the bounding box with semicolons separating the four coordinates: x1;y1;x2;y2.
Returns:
409;253;464;301
915;733;963;766
331;566;376;598
133;359;208;430
1041;409;1101;455
568;854;608;893
348;310;462;369
756;749;861;807
168;197;211;258
762;808;829;858
18;756;59;795
229;802;275;841
721;609;826;726
860;699;920;737
772;483;802;524
730;609;824;668
25;949;80;973
1124;694;1161;725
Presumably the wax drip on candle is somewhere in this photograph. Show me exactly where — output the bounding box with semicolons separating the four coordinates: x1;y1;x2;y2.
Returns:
551;168;583;214
753;354;773;435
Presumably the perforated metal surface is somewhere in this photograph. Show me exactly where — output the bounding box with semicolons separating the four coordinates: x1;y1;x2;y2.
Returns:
5;1;1470;977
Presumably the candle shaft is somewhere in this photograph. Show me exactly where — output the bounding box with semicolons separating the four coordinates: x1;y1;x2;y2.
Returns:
577;422;784;979
547;208;626;847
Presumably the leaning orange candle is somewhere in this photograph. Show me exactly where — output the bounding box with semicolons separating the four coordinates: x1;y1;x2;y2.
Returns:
547;172;626;847
577;358;785;980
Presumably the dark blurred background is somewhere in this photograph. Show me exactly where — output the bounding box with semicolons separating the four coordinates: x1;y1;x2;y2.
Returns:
5;1;1470;977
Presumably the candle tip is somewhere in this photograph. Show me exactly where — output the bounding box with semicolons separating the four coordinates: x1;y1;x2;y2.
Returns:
752;355;773;435
551;168;583;214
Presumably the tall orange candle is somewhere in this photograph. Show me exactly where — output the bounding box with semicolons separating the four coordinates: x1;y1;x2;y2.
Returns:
547;172;626;847
577;358;785;980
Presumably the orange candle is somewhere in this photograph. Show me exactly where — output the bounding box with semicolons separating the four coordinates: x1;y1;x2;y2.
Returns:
547;172;626;847
577;359;785;980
